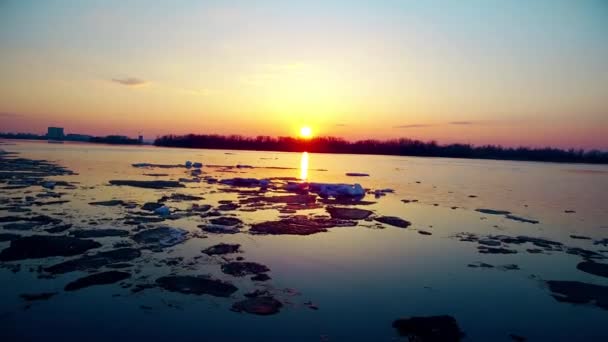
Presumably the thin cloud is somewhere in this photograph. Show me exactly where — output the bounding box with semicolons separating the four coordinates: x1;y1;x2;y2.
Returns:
449;121;474;125
394;124;434;129
335;123;348;127
111;77;149;87
395;121;484;129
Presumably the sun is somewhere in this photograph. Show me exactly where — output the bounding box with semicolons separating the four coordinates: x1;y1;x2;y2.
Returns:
299;126;313;138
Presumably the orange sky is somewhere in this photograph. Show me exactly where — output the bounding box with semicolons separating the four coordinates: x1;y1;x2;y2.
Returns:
1;1;607;149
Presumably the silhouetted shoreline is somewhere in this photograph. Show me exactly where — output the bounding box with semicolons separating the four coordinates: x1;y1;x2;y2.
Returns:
154;134;608;164
0;132;142;145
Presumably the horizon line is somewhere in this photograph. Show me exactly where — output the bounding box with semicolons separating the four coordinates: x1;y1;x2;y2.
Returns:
1;130;607;152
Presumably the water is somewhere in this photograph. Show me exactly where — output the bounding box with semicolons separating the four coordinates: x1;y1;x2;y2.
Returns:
1;140;607;341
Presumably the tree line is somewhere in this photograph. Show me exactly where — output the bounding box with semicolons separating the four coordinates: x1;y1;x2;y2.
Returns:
154;134;608;164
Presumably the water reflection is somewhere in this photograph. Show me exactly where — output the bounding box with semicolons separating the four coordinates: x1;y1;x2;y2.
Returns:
300;152;309;180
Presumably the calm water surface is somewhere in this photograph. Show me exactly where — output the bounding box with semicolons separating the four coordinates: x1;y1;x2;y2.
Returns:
1;140;608;341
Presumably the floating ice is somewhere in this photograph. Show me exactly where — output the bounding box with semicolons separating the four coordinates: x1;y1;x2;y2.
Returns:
41;181;56;190
284;182;366;198
372;188;394;198
220;177;270;188
154;205;171;216
345;172;369;177
193;162;203;168
200;224;240;234
309;183;365;199
185;161;192;168
132;227;188;248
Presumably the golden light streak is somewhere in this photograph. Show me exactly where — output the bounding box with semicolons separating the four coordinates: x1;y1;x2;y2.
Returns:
299;152;309;180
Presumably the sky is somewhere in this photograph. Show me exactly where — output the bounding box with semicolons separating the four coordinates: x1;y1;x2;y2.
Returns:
0;0;607;149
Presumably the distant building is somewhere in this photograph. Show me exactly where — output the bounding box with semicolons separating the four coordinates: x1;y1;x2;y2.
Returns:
47;127;64;140
138;135;144;144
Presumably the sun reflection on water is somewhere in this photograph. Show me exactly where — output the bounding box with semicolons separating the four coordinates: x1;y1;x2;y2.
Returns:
300;152;309;180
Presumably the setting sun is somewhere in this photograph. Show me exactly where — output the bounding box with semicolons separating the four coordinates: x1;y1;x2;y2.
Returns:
300;126;313;138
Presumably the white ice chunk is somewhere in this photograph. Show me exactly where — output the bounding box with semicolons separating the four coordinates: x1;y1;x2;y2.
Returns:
154;205;171;216
42;181;56;190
